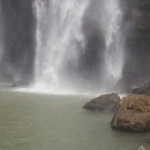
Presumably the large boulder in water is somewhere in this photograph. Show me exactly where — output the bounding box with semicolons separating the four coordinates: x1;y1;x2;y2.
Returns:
132;81;150;95
111;94;150;132
83;93;120;111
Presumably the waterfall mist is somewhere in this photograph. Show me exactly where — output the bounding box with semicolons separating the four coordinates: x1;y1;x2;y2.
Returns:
33;0;124;93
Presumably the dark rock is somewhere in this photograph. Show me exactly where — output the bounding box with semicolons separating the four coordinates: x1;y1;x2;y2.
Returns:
83;93;120;111
79;19;105;91
111;94;150;132
132;81;150;95
115;78;132;94
119;0;150;89
11;80;29;87
1;0;36;82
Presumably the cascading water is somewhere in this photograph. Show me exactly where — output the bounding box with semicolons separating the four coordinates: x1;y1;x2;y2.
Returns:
33;0;124;93
33;0;89;92
102;0;124;91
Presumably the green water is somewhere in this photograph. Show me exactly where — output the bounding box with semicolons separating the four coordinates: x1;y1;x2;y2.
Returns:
0;90;150;150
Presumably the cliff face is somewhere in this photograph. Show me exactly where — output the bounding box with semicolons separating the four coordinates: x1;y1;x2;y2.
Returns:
1;0;35;83
119;0;150;88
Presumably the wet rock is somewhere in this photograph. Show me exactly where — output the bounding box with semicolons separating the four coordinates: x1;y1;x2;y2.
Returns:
111;95;150;132
83;93;120;111
11;80;28;87
132;81;150;95
1;0;35;82
119;0;150;89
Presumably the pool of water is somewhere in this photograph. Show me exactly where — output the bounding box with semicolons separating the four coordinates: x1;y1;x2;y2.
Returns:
0;90;149;150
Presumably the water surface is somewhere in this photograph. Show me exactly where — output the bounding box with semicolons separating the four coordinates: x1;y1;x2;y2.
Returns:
0;90;149;150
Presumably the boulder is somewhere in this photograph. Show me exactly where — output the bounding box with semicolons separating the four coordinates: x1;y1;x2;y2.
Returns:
111;95;150;132
132;81;150;95
83;93;120;111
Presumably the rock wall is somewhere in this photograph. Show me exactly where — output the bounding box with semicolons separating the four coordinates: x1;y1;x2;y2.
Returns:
119;0;150;89
1;0;35;83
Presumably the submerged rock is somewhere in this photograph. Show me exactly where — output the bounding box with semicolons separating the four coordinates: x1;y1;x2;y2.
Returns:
83;93;120;111
111;94;150;132
132;81;150;95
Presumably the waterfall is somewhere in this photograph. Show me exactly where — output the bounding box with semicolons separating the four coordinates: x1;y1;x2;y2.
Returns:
102;0;123;90
33;0;89;92
33;0;123;93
